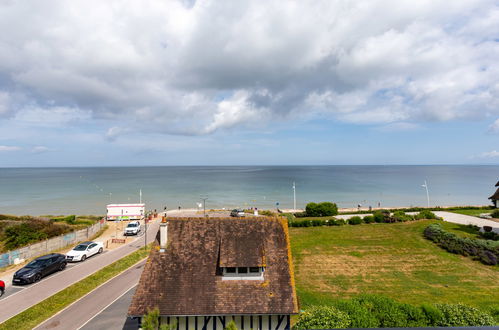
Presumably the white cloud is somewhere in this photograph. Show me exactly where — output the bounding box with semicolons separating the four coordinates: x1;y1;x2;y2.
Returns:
0;0;498;136
0;146;21;152
476;150;499;158
489;118;499;133
31;146;50;153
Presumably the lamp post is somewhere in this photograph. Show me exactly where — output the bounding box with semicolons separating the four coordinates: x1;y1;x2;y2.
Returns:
422;180;430;207
293;182;296;211
200;197;208;217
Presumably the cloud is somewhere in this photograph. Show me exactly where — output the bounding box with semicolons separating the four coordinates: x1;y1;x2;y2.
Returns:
0;146;21;152
476;150;499;158
489;118;499;133
31;146;50;153
0;0;498;137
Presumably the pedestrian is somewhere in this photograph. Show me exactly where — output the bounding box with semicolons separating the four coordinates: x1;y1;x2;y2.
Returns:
178;206;181;210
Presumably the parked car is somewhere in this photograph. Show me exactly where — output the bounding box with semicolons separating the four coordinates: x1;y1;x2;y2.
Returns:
230;209;245;217
124;221;141;236
66;241;104;262
0;279;4;297
13;254;66;284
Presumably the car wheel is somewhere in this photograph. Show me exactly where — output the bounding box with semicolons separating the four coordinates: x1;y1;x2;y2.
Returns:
59;263;66;271
34;274;42;283
81;255;86;261
98;247;103;254
0;288;4;297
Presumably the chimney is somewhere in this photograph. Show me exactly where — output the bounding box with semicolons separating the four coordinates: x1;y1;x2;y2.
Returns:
160;220;168;252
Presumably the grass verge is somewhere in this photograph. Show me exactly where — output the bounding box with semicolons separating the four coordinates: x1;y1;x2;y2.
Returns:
0;245;151;330
290;220;499;315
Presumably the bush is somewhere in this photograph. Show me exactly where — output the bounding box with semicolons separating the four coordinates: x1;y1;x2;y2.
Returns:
491;209;499;219
424;223;499;265
391;211;414;222
434;303;495;327
348;216;362;225
363;215;375;224
480;231;499;241
373;210;391;223
305;202;338;217
415;210;440;220
294;306;350;329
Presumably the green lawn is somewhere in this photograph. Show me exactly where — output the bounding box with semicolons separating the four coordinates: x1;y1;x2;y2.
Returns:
290;220;499;315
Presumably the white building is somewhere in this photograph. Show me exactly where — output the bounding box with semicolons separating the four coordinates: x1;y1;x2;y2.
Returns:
106;203;145;220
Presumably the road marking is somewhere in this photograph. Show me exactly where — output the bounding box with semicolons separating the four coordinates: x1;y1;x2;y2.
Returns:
32;258;146;330
76;284;138;330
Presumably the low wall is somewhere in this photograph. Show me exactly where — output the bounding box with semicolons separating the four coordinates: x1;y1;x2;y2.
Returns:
0;220;106;268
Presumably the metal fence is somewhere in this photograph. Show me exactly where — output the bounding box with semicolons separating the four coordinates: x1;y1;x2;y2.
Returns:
0;220;106;268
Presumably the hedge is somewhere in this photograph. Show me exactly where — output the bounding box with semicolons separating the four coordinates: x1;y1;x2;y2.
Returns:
424;223;499;265
293;295;496;329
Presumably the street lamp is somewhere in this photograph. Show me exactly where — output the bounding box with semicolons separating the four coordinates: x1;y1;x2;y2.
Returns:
200;197;208;217
422;180;430;207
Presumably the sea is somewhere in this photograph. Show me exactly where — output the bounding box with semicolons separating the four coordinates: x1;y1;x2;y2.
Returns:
0;166;497;216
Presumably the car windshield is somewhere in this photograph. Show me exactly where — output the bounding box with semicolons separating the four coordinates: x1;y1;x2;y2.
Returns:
73;244;88;251
127;223;138;227
26;259;49;268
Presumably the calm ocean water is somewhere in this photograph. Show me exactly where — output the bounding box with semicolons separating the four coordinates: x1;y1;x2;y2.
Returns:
0;166;497;215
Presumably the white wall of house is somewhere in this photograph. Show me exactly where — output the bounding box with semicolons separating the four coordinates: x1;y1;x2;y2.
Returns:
158;314;291;330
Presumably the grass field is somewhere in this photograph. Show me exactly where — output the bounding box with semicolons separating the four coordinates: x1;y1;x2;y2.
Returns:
289;220;499;315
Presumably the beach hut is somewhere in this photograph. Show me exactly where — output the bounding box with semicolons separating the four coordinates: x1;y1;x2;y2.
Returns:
489;181;499;208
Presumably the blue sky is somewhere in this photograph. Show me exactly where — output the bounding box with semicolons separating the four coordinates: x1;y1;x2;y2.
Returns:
0;0;498;166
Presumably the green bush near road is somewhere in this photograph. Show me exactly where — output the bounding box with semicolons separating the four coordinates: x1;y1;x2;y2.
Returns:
0;245;151;330
294;305;350;329
297;202;338;217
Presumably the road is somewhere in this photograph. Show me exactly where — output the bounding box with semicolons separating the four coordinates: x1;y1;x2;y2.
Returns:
0;219;159;324
34;261;144;330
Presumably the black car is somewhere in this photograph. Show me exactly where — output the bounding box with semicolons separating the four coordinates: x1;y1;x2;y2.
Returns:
13;253;66;284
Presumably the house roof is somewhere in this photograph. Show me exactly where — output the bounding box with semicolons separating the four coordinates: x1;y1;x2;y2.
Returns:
128;217;298;316
489;187;499;200
495;181;499;187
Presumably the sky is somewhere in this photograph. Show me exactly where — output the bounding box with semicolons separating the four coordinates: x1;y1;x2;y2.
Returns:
0;0;498;166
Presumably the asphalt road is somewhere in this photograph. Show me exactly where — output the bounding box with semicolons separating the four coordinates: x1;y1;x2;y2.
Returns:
0;219;159;324
80;286;139;330
34;261;145;330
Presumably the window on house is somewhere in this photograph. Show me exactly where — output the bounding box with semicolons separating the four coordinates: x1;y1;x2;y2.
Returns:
249;267;260;273
226;267;236;273
237;267;248;274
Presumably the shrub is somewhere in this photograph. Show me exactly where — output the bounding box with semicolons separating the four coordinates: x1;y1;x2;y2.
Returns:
363;215;375;224
491;209;499;218
305;202;338;217
415;210;440;220
348;216;362;225
259;210;274;216
434;304;495;327
373;210;391;223
294;306;350;330
391;211;414;222
333;299;379;328
480;231;499;241
421;303;444;326
424;223;499;265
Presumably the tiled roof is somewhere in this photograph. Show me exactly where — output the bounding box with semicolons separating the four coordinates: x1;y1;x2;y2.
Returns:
128;217;298;316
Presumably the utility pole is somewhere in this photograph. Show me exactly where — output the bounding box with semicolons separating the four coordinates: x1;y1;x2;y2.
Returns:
144;212;147;250
422;180;430;207
293;182;296;210
201;197;208;217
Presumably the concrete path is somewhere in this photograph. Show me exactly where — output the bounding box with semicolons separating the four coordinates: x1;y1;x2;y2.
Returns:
0;219;159;324
34;261;145;330
336;211;499;233
433;211;499;233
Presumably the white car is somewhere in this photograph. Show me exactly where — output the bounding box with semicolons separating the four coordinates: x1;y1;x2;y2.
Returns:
66;241;104;262
124;221;141;236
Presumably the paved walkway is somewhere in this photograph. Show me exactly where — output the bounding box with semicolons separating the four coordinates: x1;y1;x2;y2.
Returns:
0;218;160;324
336;211;499;233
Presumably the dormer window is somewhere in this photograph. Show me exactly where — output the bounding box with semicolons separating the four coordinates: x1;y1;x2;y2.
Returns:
221;266;265;280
